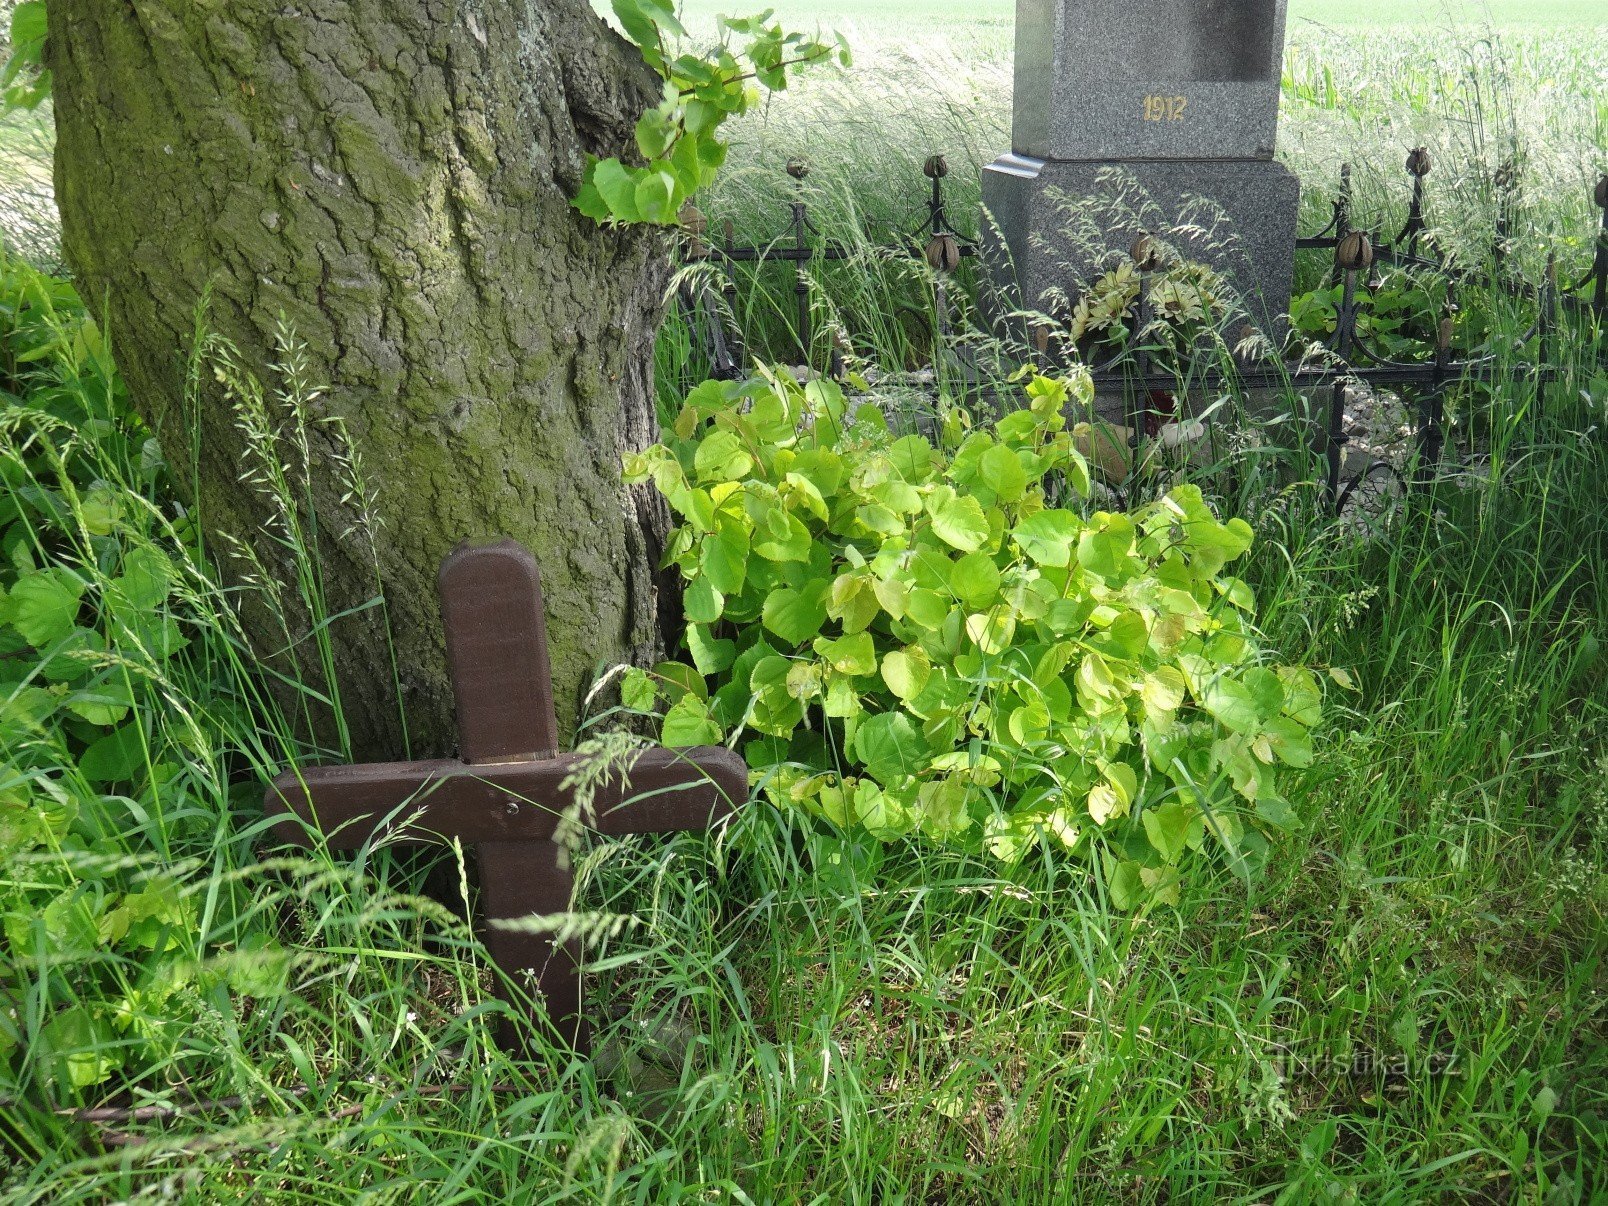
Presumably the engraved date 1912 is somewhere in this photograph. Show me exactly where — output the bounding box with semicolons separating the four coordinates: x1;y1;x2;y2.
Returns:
1142;94;1189;122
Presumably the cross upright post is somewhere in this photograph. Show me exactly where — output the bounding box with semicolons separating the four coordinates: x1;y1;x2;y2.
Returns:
266;538;748;1055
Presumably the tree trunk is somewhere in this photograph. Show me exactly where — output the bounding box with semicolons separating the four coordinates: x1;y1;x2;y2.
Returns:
47;0;674;758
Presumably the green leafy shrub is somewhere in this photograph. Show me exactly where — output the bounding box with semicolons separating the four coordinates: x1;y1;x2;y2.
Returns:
625;369;1320;906
0;258;287;1100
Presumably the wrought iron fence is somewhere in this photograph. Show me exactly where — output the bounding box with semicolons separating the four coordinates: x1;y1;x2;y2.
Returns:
675;154;976;375
674;153;1608;514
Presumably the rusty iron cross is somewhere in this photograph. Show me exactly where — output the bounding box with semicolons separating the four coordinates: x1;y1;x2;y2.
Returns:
265;538;748;1055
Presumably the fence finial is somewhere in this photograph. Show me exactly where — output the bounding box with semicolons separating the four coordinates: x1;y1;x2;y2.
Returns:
1336;230;1373;273
925;233;961;273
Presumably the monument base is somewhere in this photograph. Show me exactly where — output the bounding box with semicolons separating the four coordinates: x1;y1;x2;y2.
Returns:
980;153;1301;344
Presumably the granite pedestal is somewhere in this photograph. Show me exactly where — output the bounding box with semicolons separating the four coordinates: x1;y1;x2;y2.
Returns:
982;154;1301;335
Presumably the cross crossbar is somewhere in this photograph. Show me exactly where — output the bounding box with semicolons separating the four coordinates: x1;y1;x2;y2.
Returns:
269;747;743;845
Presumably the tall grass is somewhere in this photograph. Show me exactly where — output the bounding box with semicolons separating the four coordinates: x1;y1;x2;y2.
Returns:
4;228;1606;1202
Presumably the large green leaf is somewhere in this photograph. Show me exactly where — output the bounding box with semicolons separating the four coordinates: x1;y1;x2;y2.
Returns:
1087;780;1128;824
683;575;724;623
814;631;876;676
949;552;1000;608
662;694;723;747
621;667;658;712
589;158;641;223
916;776;972;839
1260;714;1314;767
79;723;145;784
110;546;174;612
39;1005;120;1090
828;575;880;634
64;678;133;727
880;648;930;702
1076;517;1135;580
701;517;749;596
1280;665;1323;726
855;712;922;786
686;623;735;674
761;582;828;646
9;568;83;647
1142;800;1191;864
965;610;1016;656
753;509;812;562
1141;667;1186;717
979;443;1028;502
1106;859;1145;910
1199;677;1260;735
904;589;949;630
1013;510;1078;567
925;487;988;552
854;780;913;839
694;430;754;483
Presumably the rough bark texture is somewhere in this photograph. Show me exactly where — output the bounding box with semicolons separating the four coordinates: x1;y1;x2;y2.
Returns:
48;0;673;758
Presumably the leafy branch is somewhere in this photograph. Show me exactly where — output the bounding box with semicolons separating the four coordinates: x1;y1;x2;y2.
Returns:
574;0;848;227
2;1;49;112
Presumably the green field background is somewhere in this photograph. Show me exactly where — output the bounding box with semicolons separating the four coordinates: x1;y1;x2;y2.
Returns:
1291;0;1602;24
674;0;1606;34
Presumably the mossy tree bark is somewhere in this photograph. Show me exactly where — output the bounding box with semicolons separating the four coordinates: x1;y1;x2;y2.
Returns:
48;1;675;758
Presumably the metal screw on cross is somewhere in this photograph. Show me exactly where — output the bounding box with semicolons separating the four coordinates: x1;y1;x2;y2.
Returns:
265;538;748;1056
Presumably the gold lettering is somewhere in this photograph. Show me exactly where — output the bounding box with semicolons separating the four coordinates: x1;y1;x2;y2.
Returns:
1141;94;1190;122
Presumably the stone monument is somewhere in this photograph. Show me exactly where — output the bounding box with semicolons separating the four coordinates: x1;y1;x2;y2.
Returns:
982;0;1300;338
